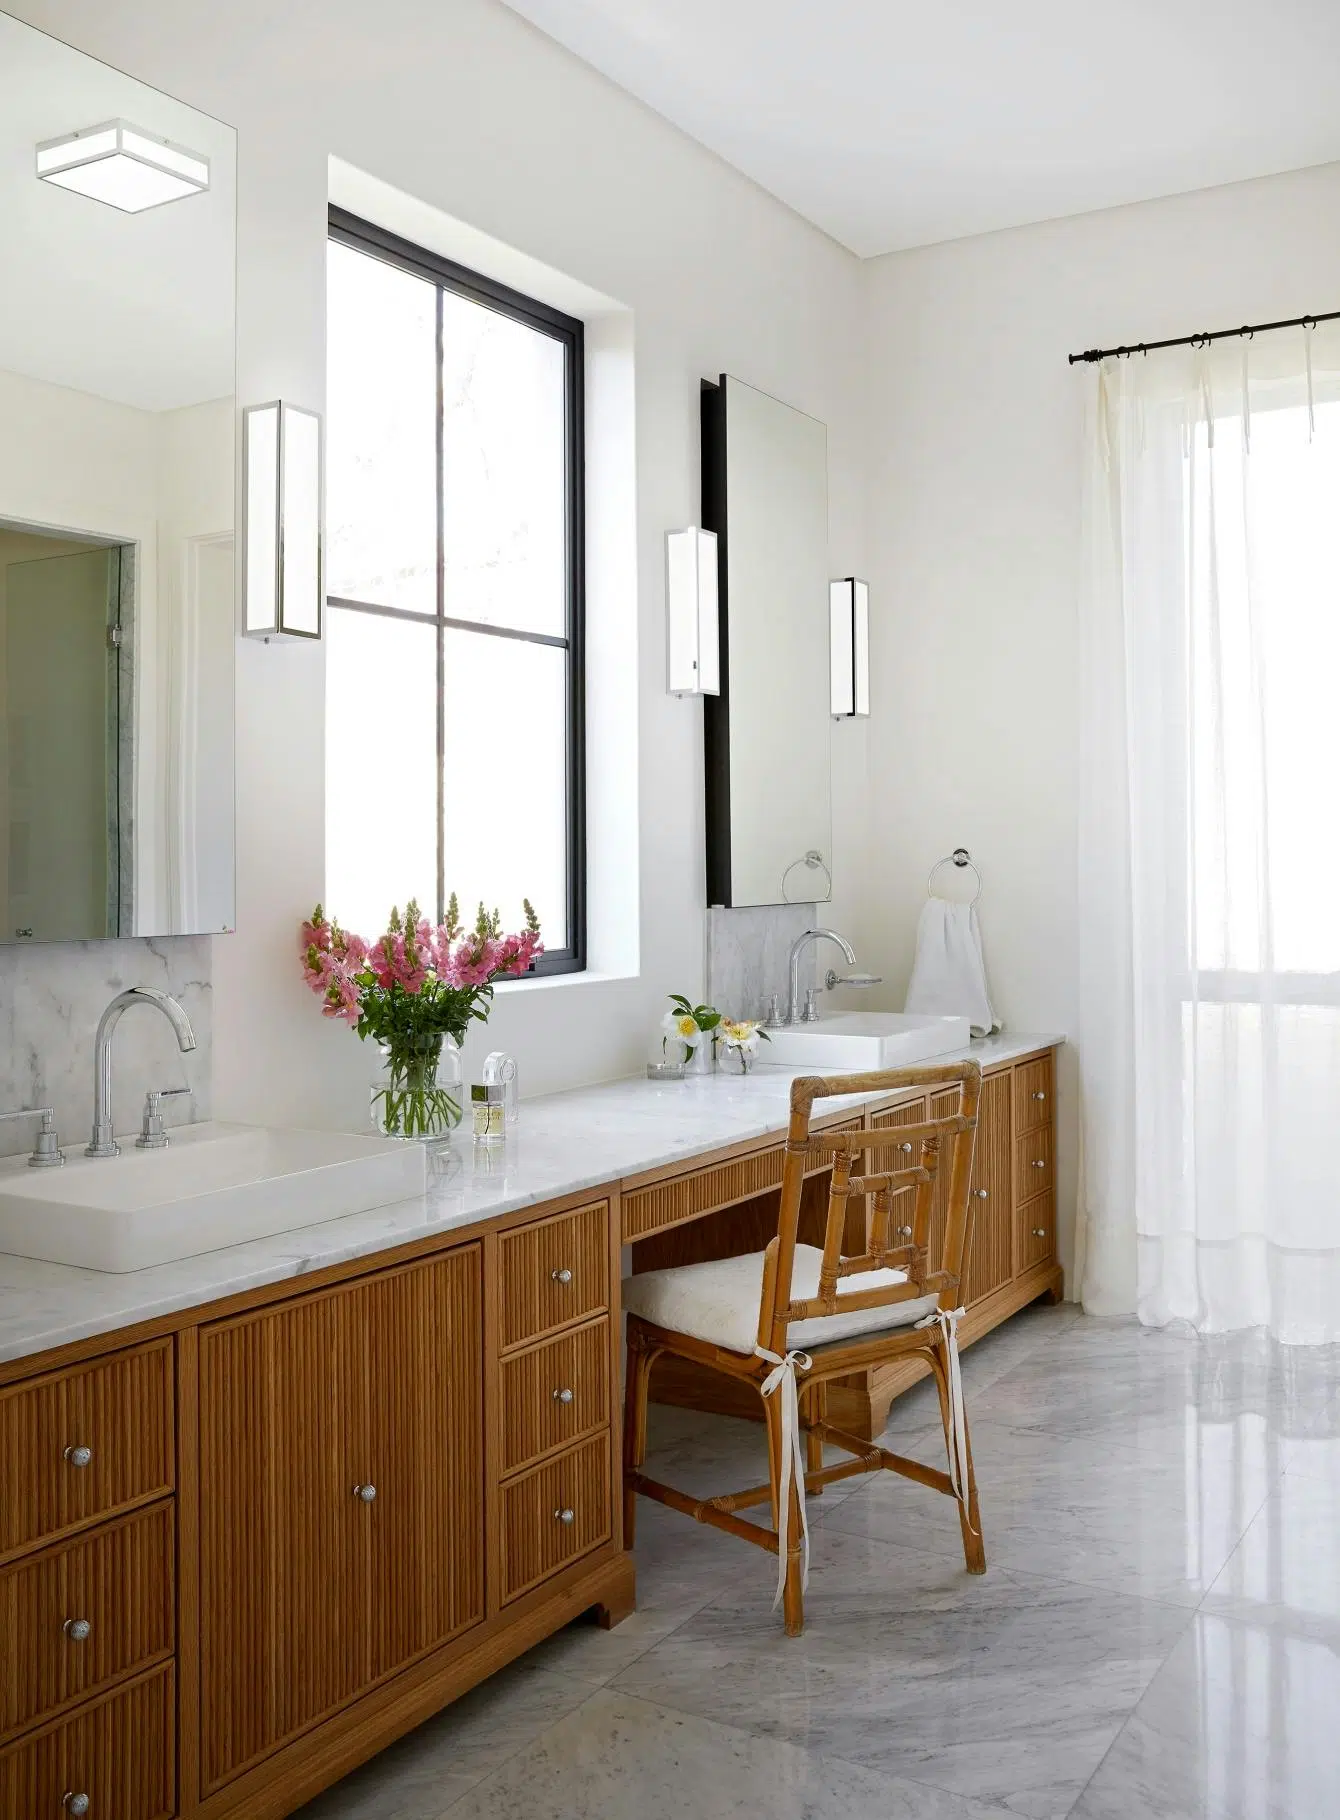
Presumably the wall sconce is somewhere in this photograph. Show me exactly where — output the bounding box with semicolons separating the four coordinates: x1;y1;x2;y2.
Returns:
36;119;210;212
666;527;719;696
243;401;323;641
830;577;870;718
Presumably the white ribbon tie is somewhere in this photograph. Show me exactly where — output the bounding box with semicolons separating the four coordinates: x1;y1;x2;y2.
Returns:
915;1305;976;1532
756;1345;812;1608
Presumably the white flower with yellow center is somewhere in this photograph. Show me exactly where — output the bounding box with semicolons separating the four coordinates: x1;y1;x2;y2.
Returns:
720;1018;763;1054
661;1009;703;1049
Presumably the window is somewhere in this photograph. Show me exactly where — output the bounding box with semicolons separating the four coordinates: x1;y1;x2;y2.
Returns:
324;208;585;971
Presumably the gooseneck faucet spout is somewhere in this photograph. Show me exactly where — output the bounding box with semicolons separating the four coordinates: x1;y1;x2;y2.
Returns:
86;988;196;1159
786;929;858;1026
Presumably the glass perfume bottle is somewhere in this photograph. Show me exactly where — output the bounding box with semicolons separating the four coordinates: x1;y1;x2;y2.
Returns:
471;1082;505;1144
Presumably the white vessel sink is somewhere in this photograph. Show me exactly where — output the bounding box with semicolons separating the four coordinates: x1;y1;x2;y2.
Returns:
0;1122;426;1273
764;1012;971;1072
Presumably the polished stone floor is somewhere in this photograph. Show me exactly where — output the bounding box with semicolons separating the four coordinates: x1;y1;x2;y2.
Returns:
296;1305;1340;1819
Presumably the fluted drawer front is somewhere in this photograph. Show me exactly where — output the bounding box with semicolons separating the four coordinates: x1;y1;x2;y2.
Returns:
1017;1191;1056;1270
1013;1054;1053;1135
0;1501;174;1746
0;1663;174;1820
1015;1123;1054;1201
501;1435;610;1604
501;1317;610;1477
499;1204;609;1350
0;1340;173;1565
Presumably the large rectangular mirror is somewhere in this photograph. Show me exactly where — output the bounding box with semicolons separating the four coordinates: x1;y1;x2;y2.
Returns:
702;374;831;907
0;12;235;943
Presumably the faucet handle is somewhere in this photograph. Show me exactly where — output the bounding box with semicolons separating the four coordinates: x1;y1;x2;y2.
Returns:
135;1087;190;1151
801;987;820;1023
761;993;784;1029
0;1106;65;1169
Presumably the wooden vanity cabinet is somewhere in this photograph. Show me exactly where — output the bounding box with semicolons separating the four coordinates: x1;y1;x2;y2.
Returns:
0;1193;630;1820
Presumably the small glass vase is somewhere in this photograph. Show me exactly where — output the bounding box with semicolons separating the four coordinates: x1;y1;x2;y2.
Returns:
720;1044;755;1075
371;1034;464;1141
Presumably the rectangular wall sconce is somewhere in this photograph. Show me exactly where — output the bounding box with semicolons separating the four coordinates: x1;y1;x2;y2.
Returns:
243;401;324;641
830;577;870;717
36;120;209;212
666;527;720;696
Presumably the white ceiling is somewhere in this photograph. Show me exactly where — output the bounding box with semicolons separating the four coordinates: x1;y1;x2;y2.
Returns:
0;14;234;413
502;0;1340;256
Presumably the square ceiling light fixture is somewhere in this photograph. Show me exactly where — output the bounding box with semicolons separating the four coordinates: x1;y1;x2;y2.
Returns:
36;120;210;212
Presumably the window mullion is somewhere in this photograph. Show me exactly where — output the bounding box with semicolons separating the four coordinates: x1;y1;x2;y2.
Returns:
435;283;446;925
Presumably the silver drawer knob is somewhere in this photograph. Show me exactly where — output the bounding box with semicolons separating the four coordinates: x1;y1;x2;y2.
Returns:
552;1387;575;1404
63;1796;91;1817
1032;1089;1047;1101
897;1224;914;1239
1031;1158;1046;1169
554;1506;575;1525
899;1141;913;1153
352;1483;377;1503
551;1267;573;1284
63;1444;92;1468
975;1188;989;1199
63;1618;92;1643
1032;1228;1048;1239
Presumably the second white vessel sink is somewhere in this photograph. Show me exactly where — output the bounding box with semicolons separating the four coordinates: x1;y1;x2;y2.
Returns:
764;1011;971;1071
0;1122;427;1273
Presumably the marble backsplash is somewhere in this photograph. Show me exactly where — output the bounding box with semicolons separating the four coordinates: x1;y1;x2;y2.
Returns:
705;903;819;1023
0;936;211;1160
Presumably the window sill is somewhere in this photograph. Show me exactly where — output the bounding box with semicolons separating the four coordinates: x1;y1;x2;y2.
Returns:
492;967;637;996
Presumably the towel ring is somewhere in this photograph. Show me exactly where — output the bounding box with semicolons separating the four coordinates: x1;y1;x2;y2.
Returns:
927;847;981;906
780;850;832;904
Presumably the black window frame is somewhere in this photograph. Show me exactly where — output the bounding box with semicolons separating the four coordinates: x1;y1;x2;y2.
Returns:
326;206;586;976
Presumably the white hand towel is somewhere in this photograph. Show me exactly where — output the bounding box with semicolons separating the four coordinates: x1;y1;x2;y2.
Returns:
904;897;999;1037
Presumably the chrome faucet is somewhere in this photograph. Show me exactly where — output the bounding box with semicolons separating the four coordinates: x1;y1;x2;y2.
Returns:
785;929;857;1025
86;988;197;1158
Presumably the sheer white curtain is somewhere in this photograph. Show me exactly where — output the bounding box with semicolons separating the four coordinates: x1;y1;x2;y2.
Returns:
1079;323;1340;1342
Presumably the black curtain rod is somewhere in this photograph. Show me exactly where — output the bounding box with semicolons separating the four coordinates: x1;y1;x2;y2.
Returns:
1069;308;1340;366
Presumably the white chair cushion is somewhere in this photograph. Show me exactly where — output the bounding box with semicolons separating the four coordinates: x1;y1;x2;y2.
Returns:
622;1243;941;1357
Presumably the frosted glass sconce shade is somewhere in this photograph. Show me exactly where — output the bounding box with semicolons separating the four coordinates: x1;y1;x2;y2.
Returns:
666;527;719;695
243;402;323;641
36;120;209;212
830;577;870;717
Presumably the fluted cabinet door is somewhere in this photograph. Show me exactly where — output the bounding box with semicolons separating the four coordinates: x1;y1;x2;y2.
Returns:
965;1071;1013;1305
365;1248;484;1682
199;1279;368;1792
199;1247;484;1793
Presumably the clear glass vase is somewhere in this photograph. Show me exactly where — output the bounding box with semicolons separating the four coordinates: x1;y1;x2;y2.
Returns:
371;1034;464;1141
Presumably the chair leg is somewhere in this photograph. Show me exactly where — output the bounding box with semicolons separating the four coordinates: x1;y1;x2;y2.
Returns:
928;1342;986;1574
763;1392;807;1637
804;1381;827;1492
621;1329;657;1548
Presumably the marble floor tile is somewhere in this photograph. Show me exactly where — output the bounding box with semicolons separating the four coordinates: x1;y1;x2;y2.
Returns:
879;1299;1083;1437
443;1688;1007;1819
612;1524;1191;1819
829;1417;1278;1606
1200;1469;1340;1641
1070;1612;1340;1820
289;1664;594;1820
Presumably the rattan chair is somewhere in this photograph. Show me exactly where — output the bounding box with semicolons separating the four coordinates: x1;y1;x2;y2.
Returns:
622;1061;985;1636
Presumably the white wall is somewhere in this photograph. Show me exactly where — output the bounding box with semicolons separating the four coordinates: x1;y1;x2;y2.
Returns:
15;0;869;1128
860;159;1340;1288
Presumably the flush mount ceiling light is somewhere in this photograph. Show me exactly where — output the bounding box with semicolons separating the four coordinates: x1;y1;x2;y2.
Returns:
830;577;870;718
36;119;210;212
243;401;324;641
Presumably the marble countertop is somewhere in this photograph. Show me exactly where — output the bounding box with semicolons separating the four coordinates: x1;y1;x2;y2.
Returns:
0;1031;1060;1367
